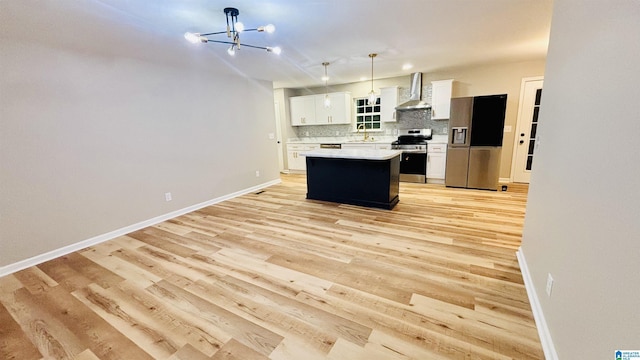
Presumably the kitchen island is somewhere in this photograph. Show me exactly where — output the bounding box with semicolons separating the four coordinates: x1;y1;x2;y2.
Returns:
302;149;402;210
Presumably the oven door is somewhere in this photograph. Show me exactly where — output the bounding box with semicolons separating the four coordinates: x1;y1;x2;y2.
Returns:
399;152;427;183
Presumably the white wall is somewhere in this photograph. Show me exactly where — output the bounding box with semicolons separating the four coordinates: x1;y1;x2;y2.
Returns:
0;4;280;268
521;0;640;358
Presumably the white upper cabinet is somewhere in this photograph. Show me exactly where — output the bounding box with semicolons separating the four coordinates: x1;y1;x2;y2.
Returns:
314;92;351;125
380;86;399;122
431;79;454;120
290;95;316;126
290;92;351;126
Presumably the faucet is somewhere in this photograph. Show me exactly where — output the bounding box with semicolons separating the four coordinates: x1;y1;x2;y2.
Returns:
357;124;370;141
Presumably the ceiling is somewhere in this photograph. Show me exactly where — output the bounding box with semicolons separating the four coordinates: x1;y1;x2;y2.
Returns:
2;0;553;89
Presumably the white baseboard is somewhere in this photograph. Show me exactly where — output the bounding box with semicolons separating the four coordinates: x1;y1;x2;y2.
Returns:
516;247;558;360
0;178;282;278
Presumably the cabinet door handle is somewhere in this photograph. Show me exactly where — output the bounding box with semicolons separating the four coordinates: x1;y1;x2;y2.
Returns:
519;140;524;144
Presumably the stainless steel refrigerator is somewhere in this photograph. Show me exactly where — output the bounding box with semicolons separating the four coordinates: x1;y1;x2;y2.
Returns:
445;95;507;190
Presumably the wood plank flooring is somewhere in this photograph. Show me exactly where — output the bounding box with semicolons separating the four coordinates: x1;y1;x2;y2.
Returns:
0;174;543;359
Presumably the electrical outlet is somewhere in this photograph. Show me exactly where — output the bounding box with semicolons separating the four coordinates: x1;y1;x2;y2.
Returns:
442;127;448;134
165;192;172;202
268;133;275;140
546;273;554;296
305;131;309;137
255;170;260;177
336;131;340;136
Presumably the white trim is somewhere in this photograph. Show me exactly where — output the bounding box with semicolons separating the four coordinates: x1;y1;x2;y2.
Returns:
499;177;511;184
510;76;544;183
0;178;281;277
517;247;558;360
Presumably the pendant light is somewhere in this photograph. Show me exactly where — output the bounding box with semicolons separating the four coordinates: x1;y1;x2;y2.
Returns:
367;53;378;105
322;62;331;108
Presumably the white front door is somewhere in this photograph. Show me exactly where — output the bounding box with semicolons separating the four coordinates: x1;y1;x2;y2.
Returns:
513;77;543;183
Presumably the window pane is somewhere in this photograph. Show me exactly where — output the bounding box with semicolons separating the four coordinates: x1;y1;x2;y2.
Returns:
533;107;539;123
354;97;382;130
526;156;533;171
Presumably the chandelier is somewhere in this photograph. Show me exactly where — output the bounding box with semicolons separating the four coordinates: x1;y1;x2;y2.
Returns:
184;7;281;56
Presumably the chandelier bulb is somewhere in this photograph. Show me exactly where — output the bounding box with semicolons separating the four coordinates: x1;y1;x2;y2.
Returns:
184;32;201;44
264;24;276;33
235;22;245;32
266;46;282;55
227;45;236;56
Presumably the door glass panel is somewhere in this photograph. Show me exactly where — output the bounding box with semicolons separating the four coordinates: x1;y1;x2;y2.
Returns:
525;88;542;172
530;123;537;139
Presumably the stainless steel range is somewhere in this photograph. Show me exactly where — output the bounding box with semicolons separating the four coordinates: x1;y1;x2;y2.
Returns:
392;128;432;183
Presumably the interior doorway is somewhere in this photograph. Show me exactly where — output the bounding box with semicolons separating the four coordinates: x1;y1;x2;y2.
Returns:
512;77;543;183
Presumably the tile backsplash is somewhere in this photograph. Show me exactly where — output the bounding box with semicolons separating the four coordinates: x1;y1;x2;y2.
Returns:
292;83;449;138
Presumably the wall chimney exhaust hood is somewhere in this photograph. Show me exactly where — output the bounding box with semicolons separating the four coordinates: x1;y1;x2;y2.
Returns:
395;72;431;111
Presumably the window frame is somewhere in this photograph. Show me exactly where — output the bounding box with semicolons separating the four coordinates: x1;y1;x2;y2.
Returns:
354;97;382;131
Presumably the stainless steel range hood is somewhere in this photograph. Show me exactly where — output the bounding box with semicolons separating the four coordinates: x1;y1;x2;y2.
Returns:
395;72;431;111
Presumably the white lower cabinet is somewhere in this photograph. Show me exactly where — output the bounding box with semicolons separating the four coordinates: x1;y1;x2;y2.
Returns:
287;144;319;171
427;143;447;183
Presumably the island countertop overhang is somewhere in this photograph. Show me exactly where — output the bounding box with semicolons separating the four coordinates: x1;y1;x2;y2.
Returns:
301;149;402;161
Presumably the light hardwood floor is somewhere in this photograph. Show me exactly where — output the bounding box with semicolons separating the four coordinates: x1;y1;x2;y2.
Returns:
0;174;543;359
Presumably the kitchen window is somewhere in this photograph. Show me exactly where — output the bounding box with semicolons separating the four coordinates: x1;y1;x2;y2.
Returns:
354;97;381;130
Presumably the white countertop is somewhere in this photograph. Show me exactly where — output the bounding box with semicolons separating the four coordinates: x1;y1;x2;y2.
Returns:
301;149;402;161
287;134;449;145
287;136;397;144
